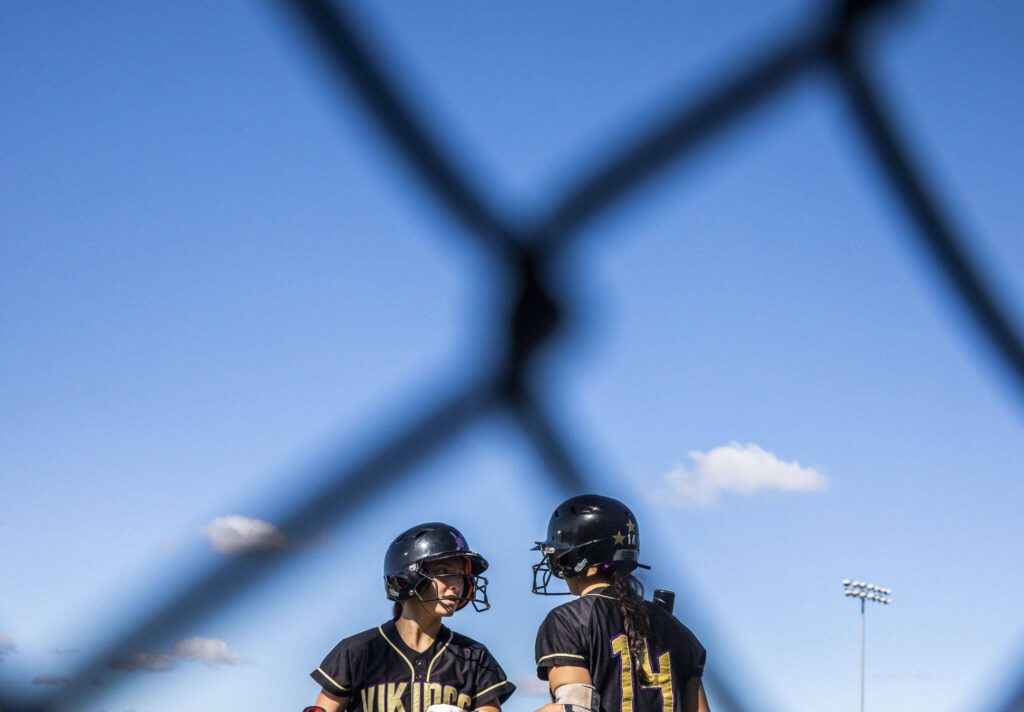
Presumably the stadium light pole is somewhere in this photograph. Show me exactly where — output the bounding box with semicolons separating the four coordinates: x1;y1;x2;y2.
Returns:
842;579;893;712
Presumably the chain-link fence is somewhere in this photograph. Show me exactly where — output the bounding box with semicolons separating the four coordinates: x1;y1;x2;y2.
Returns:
4;0;1023;710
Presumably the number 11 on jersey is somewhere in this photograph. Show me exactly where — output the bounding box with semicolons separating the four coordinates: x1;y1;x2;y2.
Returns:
610;635;674;712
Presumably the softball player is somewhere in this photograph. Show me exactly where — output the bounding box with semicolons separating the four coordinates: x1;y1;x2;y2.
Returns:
531;495;710;712
307;523;515;712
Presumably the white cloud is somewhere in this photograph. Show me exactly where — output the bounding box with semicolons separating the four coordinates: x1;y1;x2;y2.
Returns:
200;515;287;554
108;651;176;672
171;637;249;667
0;634;15;661
656;442;827;507
32;673;71;686
108;636;248;674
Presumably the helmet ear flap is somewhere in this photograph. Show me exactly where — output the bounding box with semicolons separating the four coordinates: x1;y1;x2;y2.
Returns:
411;572;433;599
550;544;584;579
385;575;406;601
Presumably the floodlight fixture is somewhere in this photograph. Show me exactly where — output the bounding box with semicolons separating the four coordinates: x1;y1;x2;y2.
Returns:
842;578;893;712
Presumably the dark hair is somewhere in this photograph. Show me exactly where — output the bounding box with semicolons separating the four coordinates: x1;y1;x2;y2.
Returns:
392;601;403;621
609;568;652;685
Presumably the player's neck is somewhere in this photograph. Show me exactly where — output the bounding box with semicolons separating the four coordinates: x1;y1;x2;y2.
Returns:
395;607;443;652
569;574;612;596
580;580;611;595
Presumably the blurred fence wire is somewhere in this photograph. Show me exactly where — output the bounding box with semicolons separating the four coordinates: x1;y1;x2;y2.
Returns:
4;0;1024;710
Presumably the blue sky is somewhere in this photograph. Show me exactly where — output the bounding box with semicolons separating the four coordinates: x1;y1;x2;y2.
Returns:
2;2;1024;711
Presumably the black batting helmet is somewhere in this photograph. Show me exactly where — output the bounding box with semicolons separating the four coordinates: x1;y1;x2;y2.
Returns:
532;494;649;595
384;522;490;611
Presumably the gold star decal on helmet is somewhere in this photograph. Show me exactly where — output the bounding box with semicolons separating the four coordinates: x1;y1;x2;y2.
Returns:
626;520;636;533
613;530;625;545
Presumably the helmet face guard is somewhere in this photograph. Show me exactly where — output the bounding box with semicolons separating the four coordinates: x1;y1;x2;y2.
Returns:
406;556;491;612
531;539;602;595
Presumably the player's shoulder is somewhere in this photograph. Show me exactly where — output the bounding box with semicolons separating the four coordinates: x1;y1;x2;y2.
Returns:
447;627;492;654
445;627;500;663
647;604;702;643
351;623;389;644
539;593;603;630
329;622;390;654
551;593;603;616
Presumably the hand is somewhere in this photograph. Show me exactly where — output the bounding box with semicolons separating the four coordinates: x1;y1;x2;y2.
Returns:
534;704;565;712
426;705;464;712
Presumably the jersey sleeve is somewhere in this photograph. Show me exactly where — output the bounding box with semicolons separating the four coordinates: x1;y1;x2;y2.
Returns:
672;618;707;679
691;634;707;678
535;605;588;680
472;646;516;707
311;637;357;699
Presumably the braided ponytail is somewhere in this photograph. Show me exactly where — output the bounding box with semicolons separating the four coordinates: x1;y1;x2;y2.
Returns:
609;567;652;685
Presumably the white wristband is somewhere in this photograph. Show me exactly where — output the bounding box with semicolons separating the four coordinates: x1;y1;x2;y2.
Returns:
553;683;599;712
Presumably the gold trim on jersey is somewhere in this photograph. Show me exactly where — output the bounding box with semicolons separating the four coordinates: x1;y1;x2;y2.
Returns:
377;625;416;682
473;680;512;701
538;652;586;662
582;592;618;600
425;628;454;682
316;666;351;693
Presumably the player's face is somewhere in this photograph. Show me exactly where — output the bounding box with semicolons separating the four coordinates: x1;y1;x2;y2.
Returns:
422;558;468;617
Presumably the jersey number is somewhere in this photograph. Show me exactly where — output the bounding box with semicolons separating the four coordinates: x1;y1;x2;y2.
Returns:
610;635;674;712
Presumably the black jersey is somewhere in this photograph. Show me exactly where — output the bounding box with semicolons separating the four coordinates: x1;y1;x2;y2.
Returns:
535;588;705;712
312;620;515;712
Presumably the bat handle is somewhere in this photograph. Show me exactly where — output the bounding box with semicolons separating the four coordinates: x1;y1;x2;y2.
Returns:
653;589;675;614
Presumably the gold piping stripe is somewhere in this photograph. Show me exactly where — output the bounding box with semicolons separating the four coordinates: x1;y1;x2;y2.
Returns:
377;625;416;682
538;652;586;662
473;680;512;700
316;666;351;692
426;628;454;682
583;593;618;600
